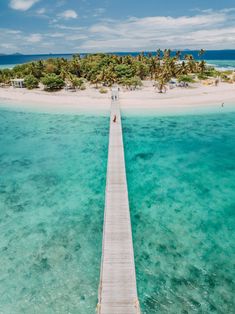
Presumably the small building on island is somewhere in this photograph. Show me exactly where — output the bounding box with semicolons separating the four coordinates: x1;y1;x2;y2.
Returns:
11;79;24;88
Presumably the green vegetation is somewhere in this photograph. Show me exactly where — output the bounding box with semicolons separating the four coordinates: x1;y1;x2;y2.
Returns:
197;73;209;80
0;50;231;92
203;67;220;78
0;69;11;84
66;75;85;90
80;84;86;90
41;74;65;91
24;75;39;89
121;76;143;89
178;75;195;83
220;73;231;82
99;87;108;94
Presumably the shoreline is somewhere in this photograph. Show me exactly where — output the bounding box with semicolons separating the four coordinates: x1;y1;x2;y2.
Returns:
0;82;234;115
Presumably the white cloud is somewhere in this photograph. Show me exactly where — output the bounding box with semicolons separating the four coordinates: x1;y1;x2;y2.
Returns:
27;33;42;43
89;12;227;37
93;8;106;17
58;10;78;19
81;10;235;51
52;24;84;31
56;0;67;8
0;8;235;54
0;43;17;50
221;8;235;13
9;0;40;11
6;29;22;34
36;7;46;14
66;34;88;41
49;32;65;38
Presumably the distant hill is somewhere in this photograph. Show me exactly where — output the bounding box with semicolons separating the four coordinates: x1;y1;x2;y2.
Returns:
0;52;23;56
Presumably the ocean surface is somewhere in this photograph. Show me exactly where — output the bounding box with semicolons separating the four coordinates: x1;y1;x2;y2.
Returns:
0;106;235;313
0;108;109;313
123;111;235;313
0;54;73;69
206;60;235;71
0;50;235;69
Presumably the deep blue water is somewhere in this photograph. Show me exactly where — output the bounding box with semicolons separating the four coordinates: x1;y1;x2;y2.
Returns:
0;54;73;67
0;50;235;69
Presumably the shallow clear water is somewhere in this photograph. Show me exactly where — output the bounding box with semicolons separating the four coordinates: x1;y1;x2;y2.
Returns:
0;108;109;313
206;60;235;70
123;112;235;313
1;105;235;313
0;64;17;69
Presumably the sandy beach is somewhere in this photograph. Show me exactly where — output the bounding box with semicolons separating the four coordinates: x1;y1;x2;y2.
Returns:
0;81;234;113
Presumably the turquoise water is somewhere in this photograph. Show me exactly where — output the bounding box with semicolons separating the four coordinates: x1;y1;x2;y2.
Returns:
123;112;235;313
0;108;109;313
207;60;235;70
1;105;235;313
0;64;17;69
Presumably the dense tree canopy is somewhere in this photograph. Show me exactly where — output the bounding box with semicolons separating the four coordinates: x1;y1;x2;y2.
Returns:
0;50;230;91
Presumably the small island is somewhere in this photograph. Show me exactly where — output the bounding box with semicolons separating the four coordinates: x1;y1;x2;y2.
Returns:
0;50;234;111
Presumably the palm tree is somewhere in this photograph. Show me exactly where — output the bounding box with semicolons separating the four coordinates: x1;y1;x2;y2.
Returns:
104;67;117;86
156;49;162;60
163;49;171;59
198;50;206;73
175;50;181;60
149;57;157;80
66;73;84;90
155;70;171;93
198;49;205;59
184;54;197;73
155;77;167;93
0;69;12;85
1;49;211;91
90;72;102;89
60;68;69;81
178;61;189;76
198;60;206;74
70;56;81;76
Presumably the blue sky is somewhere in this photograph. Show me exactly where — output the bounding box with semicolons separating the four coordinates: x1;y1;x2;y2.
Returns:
0;0;235;53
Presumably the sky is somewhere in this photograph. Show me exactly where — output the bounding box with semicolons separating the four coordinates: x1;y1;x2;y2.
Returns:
0;0;235;54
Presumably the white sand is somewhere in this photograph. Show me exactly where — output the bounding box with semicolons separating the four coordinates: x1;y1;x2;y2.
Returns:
0;82;234;113
120;81;235;109
0;86;111;112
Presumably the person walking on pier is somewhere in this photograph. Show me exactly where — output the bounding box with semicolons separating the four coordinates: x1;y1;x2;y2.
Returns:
113;115;117;123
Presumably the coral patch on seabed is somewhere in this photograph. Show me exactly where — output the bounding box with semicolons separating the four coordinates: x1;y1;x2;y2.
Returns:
0;108;109;314
123;112;235;314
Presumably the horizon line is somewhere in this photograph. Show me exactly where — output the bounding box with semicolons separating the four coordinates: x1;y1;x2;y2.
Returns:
1;49;235;56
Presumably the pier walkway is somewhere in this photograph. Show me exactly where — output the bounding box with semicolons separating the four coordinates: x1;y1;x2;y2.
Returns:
97;89;140;314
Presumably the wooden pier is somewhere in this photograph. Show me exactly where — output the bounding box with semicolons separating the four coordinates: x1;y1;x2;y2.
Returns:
97;89;140;314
